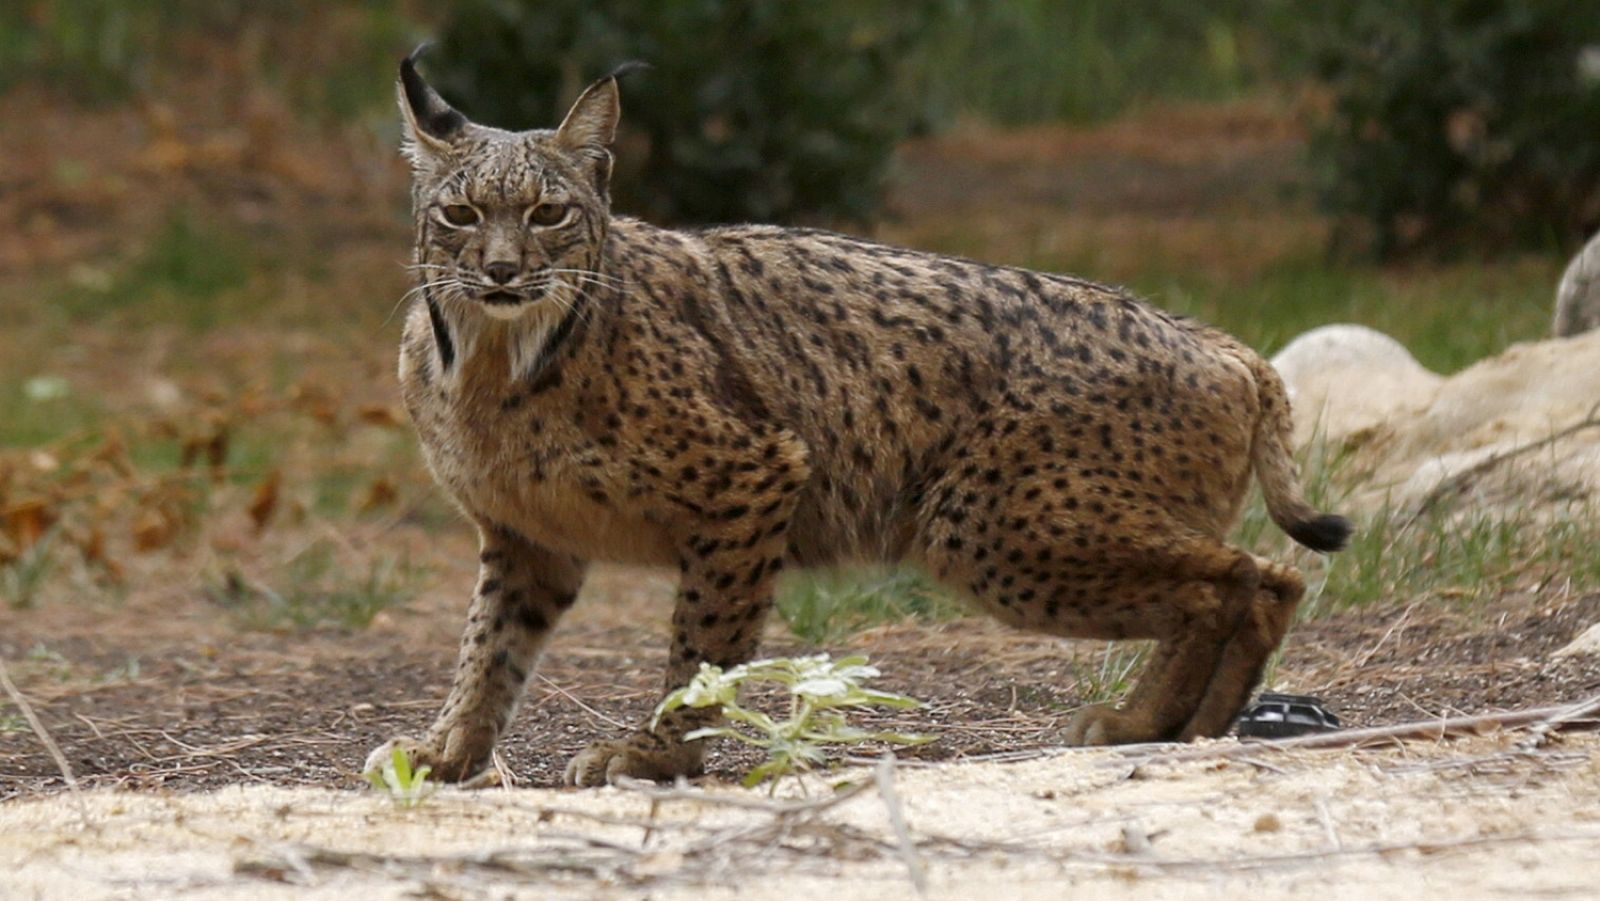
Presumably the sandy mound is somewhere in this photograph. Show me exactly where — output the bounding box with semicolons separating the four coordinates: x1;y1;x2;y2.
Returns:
1273;326;1600;512
3;732;1597;899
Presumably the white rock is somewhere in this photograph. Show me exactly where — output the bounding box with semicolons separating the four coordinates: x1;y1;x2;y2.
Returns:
1554;623;1600;658
1271;324;1442;447
1554;230;1600;337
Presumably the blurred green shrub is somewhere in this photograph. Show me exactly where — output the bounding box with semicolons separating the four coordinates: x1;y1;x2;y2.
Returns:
0;0;169;101
1306;1;1600;259
0;0;406;118
429;0;953;225
918;0;1302;126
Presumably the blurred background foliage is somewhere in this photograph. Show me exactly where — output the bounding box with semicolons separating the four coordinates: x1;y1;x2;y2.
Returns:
1307;0;1600;258
4;0;1598;254
427;0;951;224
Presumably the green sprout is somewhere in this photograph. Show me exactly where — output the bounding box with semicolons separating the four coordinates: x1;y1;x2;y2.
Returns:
363;745;435;808
655;654;933;788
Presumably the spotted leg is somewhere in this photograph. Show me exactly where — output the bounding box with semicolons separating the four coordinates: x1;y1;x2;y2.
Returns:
564;486;799;786
366;525;583;783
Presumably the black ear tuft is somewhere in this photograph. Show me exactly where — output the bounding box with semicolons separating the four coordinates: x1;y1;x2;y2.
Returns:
399;43;467;142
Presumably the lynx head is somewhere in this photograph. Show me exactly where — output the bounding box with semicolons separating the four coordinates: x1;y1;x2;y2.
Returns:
398;50;621;324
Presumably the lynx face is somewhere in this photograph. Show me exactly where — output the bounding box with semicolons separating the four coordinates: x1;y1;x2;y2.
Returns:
400;56;618;323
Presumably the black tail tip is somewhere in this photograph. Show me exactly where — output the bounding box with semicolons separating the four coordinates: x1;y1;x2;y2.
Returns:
1288;514;1352;553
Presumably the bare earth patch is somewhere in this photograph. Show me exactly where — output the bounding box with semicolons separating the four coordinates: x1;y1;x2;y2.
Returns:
3;563;1597;797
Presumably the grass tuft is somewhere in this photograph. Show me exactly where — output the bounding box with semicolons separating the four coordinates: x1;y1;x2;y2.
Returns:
776;566;963;645
206;541;419;631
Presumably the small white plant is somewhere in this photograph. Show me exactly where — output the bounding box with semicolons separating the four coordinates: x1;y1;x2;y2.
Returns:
363;745;435;808
655;653;932;787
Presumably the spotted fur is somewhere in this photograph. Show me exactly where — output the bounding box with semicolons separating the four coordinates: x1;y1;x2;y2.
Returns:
365;52;1351;787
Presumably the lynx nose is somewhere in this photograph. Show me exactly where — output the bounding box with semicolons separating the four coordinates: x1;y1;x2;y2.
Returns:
485;261;519;285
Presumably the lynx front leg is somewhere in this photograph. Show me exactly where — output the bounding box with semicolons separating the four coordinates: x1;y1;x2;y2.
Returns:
366;526;584;783
565;498;798;786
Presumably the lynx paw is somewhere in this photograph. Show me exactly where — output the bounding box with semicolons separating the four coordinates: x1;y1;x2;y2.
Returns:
364;731;494;785
363;736;437;779
1064;703;1154;746
563;733;705;787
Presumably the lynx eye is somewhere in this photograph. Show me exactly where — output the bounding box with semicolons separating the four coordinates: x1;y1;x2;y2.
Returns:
528;203;568;227
441;204;480;227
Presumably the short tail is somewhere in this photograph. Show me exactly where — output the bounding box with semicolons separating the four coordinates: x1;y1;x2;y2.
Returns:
1247;357;1352;553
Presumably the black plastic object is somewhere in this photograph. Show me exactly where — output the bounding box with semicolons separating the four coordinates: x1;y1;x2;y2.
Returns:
1235;693;1341;739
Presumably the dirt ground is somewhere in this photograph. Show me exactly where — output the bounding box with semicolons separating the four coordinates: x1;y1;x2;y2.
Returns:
4;558;1599;797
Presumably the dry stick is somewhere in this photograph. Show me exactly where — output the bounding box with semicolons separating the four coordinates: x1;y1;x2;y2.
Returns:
874;753;927;894
0;655;89;824
1112;692;1600;769
1074;829;1600;874
1404;399;1600;526
536;673;631;730
613;774;873;815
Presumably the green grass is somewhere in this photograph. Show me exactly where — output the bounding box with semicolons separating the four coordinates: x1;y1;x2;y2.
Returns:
916;0;1308;125
1232;433;1600;620
1;0;411;118
55;210;260;330
776;566;962;645
205;541;420;630
2;528;60;610
1137;257;1560;373
1069;641;1148;705
1298;502;1600;620
363;744;436;808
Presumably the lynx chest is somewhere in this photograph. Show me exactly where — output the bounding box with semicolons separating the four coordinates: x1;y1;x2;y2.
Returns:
398;332;677;567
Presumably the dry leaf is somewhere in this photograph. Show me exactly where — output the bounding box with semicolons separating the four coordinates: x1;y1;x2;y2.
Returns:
72;525;124;583
205;426;230;479
290;382;338;425
92;431;135;476
248;470;281;533
3;498;56;551
357;404;405;429
132;506;177;552
358;477;398;513
179;434;203;469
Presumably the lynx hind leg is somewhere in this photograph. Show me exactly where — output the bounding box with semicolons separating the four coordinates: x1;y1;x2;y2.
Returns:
1060;554;1261;745
922;486;1265;746
1179;557;1306;740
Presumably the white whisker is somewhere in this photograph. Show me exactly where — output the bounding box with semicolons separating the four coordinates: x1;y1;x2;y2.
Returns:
383;276;465;329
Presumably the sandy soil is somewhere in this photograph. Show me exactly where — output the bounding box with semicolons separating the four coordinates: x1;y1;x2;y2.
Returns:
5;730;1597;899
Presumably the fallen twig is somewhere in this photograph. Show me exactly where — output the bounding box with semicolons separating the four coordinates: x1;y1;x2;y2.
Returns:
874;753;926;894
612;774;873;816
1072;828;1600;874
535;673;631;731
1405;400;1600;524
0;655;88;825
1113;692;1600;769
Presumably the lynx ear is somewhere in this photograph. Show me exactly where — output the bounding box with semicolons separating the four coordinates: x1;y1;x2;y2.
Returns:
555;76;621;154
398;44;467;164
555;63;644;190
